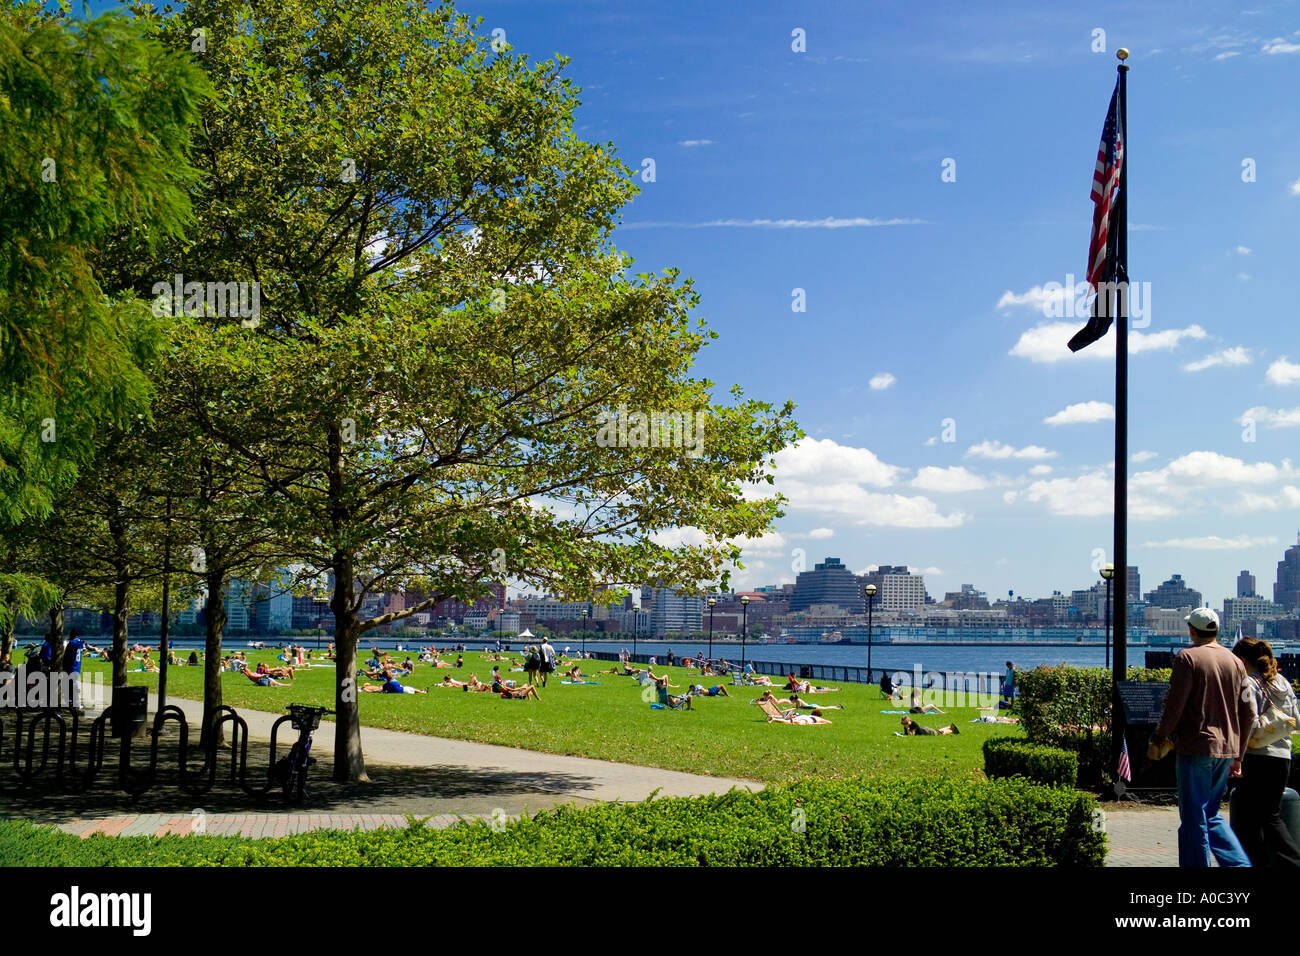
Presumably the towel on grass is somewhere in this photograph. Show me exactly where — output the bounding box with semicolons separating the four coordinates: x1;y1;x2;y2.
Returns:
561;680;600;685
880;710;911;715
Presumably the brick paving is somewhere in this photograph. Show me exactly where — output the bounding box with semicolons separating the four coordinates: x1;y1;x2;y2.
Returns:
1103;808;1180;867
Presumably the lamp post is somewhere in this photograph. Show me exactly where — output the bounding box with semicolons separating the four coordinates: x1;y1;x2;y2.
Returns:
632;602;638;663
864;583;877;679
1100;563;1115;670
740;596;750;670
581;608;588;659
707;597;716;667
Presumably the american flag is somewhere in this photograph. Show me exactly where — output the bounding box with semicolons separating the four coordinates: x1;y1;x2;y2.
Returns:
1068;79;1125;353
1117;735;1132;782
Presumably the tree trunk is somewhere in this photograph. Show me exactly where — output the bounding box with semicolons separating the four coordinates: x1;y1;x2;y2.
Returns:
331;550;367;782
112;575;129;688
201;565;227;747
47;602;64;662
0;616;12;665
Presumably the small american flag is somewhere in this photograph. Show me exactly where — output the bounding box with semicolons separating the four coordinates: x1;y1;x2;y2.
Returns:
1118;735;1132;782
1069;79;1126;353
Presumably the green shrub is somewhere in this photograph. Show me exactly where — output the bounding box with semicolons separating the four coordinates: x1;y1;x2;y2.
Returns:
1127;667;1171;682
0;777;1106;867
983;737;1078;788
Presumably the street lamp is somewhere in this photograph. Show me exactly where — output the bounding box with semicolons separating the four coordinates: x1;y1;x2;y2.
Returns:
581;608;589;659
632;602;638;663
740;596;750;671
707;597;716;667
1100;563;1115;670
864;584;878;679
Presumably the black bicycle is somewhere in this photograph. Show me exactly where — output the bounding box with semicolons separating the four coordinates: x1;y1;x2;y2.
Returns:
273;704;331;804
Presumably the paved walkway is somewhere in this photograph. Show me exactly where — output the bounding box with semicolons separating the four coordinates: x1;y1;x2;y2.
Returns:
20;694;760;839
1102;808;1180;867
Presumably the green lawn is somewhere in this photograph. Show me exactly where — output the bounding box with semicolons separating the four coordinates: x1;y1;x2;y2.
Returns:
51;648;1022;785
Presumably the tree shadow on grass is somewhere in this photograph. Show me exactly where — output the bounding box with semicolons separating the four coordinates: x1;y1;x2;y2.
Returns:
0;732;602;823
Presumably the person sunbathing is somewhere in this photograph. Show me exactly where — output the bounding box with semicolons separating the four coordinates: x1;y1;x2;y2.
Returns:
647;669;680;689
439;674;469;688
499;683;541;701
564;665;584;681
767;704;830;725
789;691;841;710
900;715;959;736
463;675;494;693
243;669;287;687
691;683;730;698
908;689;945;715
362;677;427;694
656;683;692;710
752;690;795;707
257;661;295;680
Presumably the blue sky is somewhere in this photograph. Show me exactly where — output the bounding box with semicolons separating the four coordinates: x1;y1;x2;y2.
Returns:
89;0;1300;606
455;0;1300;606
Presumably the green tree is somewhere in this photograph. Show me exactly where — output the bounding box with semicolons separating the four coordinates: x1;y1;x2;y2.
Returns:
0;4;210;523
138;0;800;782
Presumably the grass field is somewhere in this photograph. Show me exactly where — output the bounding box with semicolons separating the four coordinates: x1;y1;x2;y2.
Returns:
29;647;1024;785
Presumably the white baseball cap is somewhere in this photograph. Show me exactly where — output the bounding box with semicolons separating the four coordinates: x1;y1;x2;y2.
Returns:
1185;607;1220;632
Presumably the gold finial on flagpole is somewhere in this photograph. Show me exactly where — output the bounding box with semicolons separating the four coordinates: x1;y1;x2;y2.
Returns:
1116;48;1130;60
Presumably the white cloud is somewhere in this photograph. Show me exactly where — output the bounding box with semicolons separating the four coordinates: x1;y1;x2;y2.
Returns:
806;527;835;539
910;566;944;577
1141;535;1279;550
1239;406;1300;428
1262;37;1300;54
911;466;989;493
763;439;965;528
1009;322;1207;363
1215;51;1242;60
622;217;925;230
869;372;897;391
1236;486;1300;511
678;139;715;147
996;285;1068;313
966;440;1057;460
1002;490;1019;503
1028;464;1053;475
733;531;788;557
1019;471;1175;519
1235;245;1252;255
1266;357;1300;385
1184;347;1251;372
923;436;938;446
1131;451;1158;463
1238;273;1252;281
649;526;712;549
771;437;903;487
1132;450;1296;490
1291;178;1300;197
1043;401;1115;426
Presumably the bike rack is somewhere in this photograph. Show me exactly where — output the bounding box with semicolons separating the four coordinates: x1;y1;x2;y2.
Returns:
0;702;307;802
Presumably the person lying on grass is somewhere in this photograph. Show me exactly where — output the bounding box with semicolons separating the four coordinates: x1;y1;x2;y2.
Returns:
564;665;584;681
784;674;838;694
690;683;731;698
752;690;795;707
789;691;841;710
439;675;470;688
767;705;831;725
907;689;946;715
899;715;959;736
242;669;288;688
462;675;495;693
499;683;541;701
257;662;295;680
362;677;427;694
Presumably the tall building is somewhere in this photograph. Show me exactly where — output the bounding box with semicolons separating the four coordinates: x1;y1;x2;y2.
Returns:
1126;566;1140;599
864;566;926;614
641;586;704;638
1144;574;1202;610
1275;534;1300;612
252;584;295;634
1237;570;1256;598
224;577;253;633
790;558;863;612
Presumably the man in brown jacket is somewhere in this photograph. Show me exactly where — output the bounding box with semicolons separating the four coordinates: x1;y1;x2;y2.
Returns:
1149;607;1254;867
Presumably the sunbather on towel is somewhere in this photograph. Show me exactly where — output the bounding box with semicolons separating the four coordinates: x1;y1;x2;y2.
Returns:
691;683;730;698
789;691;842;710
776;708;830;725
908;689;946;714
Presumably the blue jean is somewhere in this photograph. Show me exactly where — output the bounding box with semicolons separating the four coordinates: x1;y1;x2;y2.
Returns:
1176;754;1251;867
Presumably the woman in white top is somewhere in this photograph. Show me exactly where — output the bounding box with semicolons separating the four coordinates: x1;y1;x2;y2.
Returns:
1232;637;1300;867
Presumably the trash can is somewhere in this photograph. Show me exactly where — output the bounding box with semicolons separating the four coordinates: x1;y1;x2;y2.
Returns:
1229;786;1300;858
110;685;148;739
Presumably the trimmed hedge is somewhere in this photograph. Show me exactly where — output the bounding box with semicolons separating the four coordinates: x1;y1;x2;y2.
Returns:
983;737;1078;788
0;777;1106;867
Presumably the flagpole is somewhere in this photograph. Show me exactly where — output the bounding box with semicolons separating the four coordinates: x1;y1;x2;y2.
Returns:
1111;47;1130;799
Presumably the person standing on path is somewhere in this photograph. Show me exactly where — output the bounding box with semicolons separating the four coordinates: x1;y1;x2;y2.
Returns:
1230;637;1300;867
538;636;557;687
1150;608;1254;867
